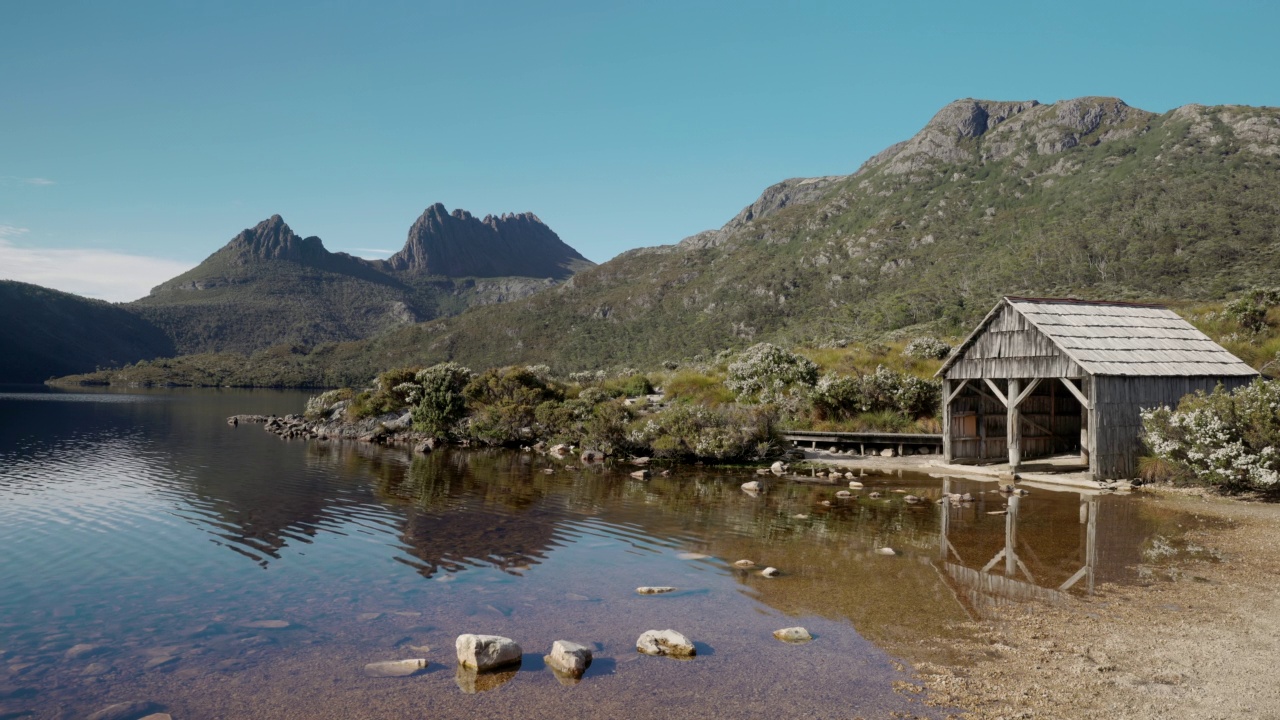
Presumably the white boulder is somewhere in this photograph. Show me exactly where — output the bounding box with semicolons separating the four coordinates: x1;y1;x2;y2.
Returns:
455;634;522;671
545;640;593;677
636;629;696;657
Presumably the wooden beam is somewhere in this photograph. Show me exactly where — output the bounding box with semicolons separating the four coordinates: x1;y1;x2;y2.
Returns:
983;378;1009;407
1007;378;1022;468
1059;377;1091;410
946;379;970;405
1011;377;1042;408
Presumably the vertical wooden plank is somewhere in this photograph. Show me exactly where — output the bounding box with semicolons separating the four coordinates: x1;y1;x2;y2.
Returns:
1008;378;1022;469
942;378;952;463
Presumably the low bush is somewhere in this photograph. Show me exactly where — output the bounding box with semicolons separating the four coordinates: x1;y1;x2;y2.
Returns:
903;337;953;360
1141;379;1280;490
627;404;779;461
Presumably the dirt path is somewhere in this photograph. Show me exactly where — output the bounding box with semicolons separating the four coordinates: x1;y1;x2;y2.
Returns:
901;488;1280;720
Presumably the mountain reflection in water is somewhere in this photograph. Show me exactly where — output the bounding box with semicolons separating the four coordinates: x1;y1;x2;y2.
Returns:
0;388;1218;720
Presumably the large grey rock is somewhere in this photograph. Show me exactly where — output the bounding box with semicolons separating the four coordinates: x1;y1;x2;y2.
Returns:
364;658;428;677
636;630;695;658
455;634;522;671
544;640;592;677
86;701;157;720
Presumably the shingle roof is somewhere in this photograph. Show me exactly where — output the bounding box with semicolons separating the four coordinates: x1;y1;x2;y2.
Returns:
939;297;1259;378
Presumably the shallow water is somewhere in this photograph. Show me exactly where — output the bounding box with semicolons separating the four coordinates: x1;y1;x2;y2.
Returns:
0;388;1216;719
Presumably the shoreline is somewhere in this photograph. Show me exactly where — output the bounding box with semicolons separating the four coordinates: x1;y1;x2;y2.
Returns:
903;487;1280;719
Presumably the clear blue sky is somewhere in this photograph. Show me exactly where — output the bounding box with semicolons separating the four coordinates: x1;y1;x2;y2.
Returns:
3;0;1278;300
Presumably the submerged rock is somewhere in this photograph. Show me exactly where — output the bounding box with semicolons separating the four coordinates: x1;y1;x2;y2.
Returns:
760;567;781;577
455;634;522;671
773;627;813;643
544;640;592;678
363;659;428;677
835;490;853;499
741;481;762;493
65;643;102;660
733;559;756;569
636;586;676;595
875;547;898;556
239;620;290;629
636;630;695;657
630;470;650;480
86;701;158;720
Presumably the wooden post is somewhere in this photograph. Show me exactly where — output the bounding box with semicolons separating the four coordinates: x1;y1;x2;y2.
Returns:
941;378;952;463
1007;378;1022;469
1005;494;1019;576
1079;379;1090;467
1050;380;1057;454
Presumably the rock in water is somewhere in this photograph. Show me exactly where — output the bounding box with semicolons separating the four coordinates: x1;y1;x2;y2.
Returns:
773;627;813;643
240;619;289;629
760;567;781;577
636;630;696;657
771;461;787;474
65;643;101;660
86;701;158;720
455;634;522;671
364;659;428;677
733;559;756;568
849;481;864;489
875;547;898;556
835;490;852;498
636;586;676;595
544;640;592;677
630;470;650;480
741;481;762;493
880;448;895;457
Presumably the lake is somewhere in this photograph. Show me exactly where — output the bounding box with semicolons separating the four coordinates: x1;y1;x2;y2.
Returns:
0;388;1211;719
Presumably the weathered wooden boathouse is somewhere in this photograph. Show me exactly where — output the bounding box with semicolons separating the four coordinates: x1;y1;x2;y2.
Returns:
937;297;1258;480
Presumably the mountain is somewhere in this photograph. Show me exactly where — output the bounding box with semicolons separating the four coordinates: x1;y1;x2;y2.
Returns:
381;203;593;278
0;280;174;383
303;97;1280;377
129;206;594;355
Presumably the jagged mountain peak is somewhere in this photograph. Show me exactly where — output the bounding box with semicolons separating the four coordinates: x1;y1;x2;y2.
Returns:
223;214;328;265
383;203;593;279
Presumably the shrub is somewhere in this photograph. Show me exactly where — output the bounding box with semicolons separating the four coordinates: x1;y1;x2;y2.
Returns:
410;363;474;436
903;337;953;360
627;404;779;461
304;388;354;420
602;373;654;398
367;367;422;415
811;366;941;420
724;343;818;404
1223;288;1280;334
1141;379;1280;490
463;367;564;445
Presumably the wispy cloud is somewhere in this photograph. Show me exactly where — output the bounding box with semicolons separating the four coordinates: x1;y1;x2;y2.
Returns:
1;176;56;186
0;238;194;303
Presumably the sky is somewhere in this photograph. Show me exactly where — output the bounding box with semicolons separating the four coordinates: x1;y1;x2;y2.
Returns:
3;0;1279;302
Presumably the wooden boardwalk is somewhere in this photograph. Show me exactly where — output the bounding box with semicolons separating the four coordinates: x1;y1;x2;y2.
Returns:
781;430;942;455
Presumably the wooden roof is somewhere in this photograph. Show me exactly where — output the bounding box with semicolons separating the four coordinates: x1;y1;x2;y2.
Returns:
939;297;1258;378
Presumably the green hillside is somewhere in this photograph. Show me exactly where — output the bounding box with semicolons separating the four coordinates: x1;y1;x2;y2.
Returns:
56;97;1280;387
0;281;174;383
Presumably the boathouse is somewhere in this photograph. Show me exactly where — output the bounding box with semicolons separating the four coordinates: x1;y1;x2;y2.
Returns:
937;297;1258;480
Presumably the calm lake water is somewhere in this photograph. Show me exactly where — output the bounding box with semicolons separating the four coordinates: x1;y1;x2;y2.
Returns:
0;388;1213;719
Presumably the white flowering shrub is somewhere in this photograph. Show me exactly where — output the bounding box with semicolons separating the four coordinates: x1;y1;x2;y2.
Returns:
811;366;941;420
627;404;778;461
568;370;608;385
304;388;353;419
1141;379;1280;490
724;343;818;404
903;337;952;360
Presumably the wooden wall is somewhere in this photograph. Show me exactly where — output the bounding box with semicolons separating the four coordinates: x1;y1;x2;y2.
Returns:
947;304;1085;380
1092;375;1254;479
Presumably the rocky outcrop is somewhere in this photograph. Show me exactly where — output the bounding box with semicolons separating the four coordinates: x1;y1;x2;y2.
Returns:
221;215;331;266
382;203;594;280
